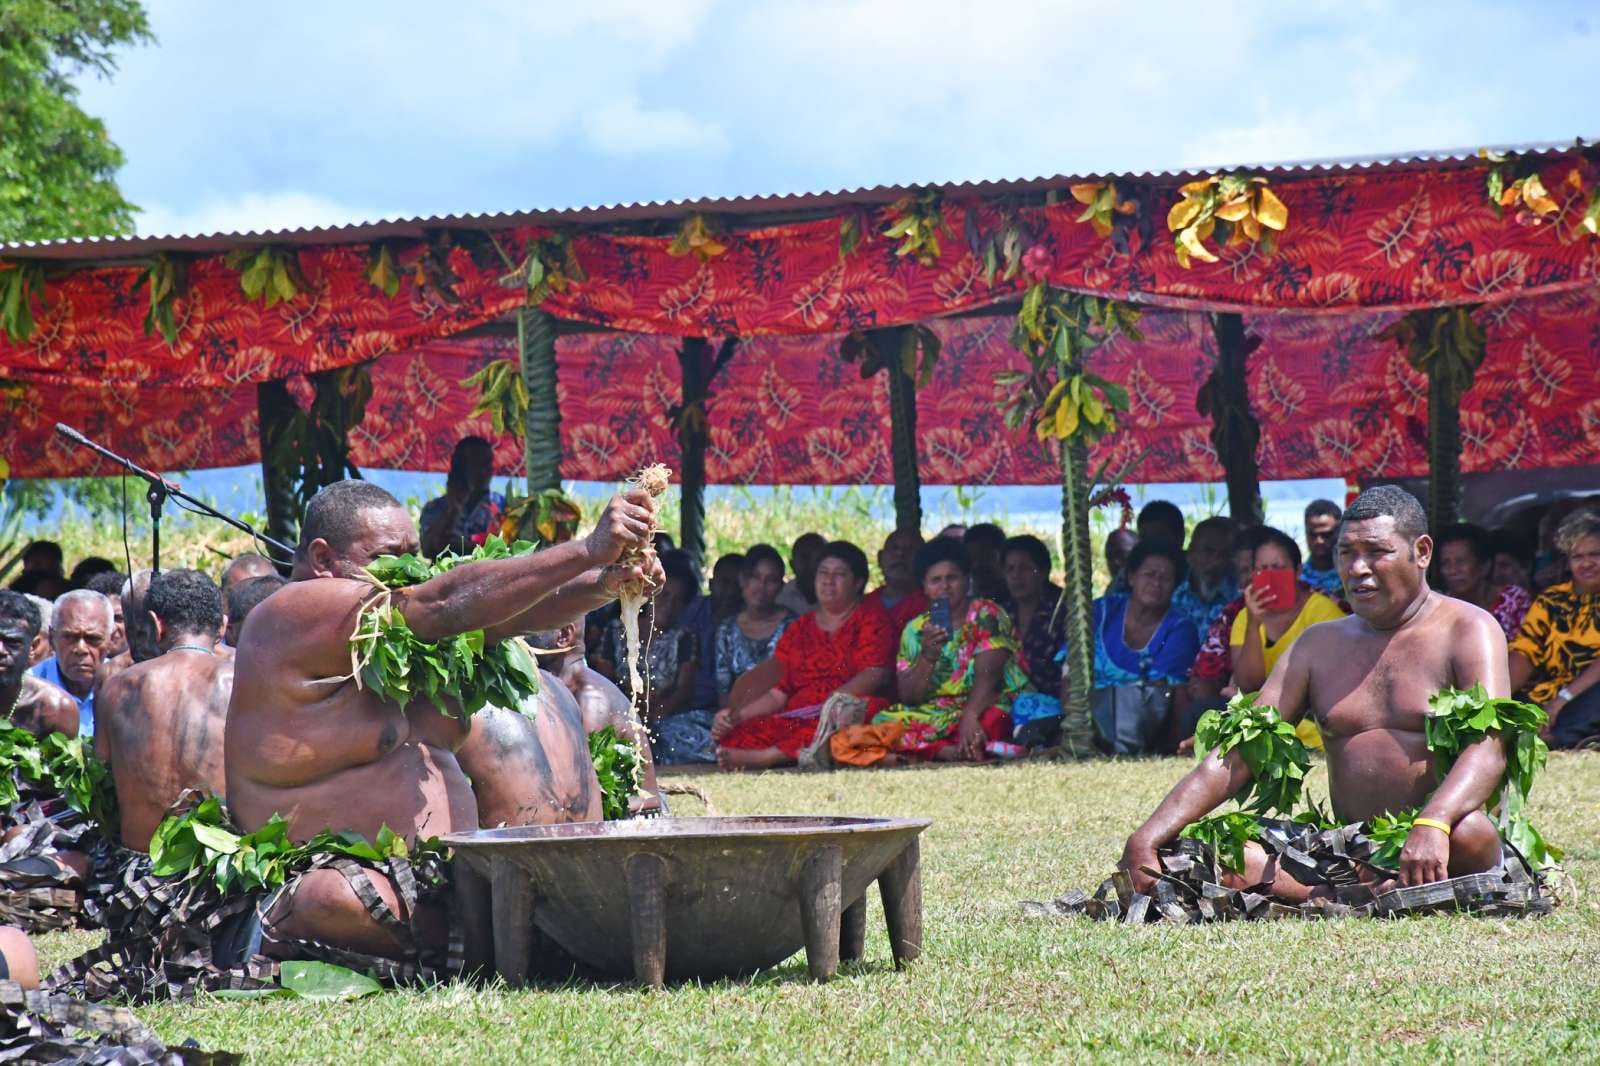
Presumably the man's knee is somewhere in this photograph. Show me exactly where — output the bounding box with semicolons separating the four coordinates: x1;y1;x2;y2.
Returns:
0;926;39;989
266;867;410;959
1448;811;1502;875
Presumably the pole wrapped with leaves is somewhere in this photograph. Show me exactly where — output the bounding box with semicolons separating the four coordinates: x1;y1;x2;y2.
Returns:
1377;306;1485;530
997;285;1141;756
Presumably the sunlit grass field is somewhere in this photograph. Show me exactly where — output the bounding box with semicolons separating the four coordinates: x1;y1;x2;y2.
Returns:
34;753;1600;1064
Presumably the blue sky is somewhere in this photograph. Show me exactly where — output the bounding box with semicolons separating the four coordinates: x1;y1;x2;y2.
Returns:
76;1;1599;238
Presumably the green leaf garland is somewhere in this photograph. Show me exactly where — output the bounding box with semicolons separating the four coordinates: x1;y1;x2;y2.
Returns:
0;724;117;828
1193;691;1310;816
587;725;642;821
149;793;440;896
1424;684;1560;867
349;535;542;721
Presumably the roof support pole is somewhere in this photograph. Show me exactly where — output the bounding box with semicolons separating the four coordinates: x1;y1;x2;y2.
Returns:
889;326;928;531
1426;365;1462;532
677;337;711;571
256;379;301;547
675;337;738;573
868;327;922;533
518;308;561;494
1205;313;1262;525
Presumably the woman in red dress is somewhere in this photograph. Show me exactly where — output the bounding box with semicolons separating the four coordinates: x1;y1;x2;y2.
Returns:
713;541;895;770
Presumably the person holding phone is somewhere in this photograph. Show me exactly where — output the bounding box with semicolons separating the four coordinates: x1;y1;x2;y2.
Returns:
1230;527;1344;748
832;538;1028;764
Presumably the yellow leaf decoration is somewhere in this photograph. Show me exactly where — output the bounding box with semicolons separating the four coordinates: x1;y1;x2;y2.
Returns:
1166;173;1288;268
668;213;729;263
1071;180;1138;240
880;190;948;267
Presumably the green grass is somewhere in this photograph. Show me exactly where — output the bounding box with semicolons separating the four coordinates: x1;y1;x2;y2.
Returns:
34;754;1600;1064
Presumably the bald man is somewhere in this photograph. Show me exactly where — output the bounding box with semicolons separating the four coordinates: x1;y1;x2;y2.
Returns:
96;570;155;690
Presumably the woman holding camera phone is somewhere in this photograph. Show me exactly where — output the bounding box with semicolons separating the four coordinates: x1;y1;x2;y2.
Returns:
832;538;1029;765
1230;527;1345;748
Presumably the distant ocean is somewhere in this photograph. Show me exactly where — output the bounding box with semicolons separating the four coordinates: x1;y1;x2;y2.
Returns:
31;466;1344;539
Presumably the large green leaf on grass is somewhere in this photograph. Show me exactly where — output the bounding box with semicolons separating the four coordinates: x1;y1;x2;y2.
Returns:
278;961;382;1001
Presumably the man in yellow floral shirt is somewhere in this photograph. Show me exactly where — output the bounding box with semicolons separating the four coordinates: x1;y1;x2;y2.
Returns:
1509;509;1600;747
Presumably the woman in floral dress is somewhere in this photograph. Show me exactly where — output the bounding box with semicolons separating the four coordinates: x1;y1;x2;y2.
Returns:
835;538;1029;764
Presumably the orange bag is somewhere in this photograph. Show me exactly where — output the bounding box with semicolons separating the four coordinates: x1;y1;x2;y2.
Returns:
828;722;907;767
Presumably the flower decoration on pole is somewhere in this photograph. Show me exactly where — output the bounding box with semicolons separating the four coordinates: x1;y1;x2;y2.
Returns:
1482;144;1600;238
1481;149;1561;225
502;488;583;545
998;284;1138;445
1166;173;1288;267
499;233;585;304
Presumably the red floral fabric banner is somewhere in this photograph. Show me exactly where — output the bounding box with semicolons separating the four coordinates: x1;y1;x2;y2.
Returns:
2;155;1598;401
8;284;1596;484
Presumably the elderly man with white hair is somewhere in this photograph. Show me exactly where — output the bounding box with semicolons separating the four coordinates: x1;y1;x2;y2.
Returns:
28;589;114;737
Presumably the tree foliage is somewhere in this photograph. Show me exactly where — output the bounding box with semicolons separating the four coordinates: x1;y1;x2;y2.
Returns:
0;0;152;242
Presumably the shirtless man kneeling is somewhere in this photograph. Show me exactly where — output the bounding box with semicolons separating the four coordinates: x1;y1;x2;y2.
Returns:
1122;487;1509;899
95;569;232;851
227;480;658;963
457;624;662;827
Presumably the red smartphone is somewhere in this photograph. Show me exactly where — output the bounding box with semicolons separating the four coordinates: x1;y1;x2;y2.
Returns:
1250;568;1296;608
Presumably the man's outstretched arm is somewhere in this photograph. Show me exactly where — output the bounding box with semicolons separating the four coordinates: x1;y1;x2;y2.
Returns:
1120;630;1314;892
483;554;667;644
396;493;654;643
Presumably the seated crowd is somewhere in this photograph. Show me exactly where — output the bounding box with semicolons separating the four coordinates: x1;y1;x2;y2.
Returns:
566;496;1600;768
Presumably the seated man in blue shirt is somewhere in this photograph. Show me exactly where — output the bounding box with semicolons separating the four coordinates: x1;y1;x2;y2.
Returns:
1300;498;1344;596
1170;516;1239;635
28;589;114;738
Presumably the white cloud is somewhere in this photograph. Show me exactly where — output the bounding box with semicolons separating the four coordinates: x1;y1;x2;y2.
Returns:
134;191;394;237
72;0;1600;224
582;95;727;157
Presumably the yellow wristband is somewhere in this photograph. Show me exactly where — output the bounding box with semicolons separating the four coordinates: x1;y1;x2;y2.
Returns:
1411;816;1452;835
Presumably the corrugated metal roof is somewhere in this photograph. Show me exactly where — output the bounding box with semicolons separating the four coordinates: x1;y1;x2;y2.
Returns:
2;139;1587;262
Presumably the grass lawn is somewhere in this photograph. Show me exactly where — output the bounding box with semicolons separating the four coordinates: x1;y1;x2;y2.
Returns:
34;753;1600;1064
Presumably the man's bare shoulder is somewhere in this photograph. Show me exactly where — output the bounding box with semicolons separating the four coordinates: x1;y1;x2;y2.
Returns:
234;577;373;679
1433;591;1503;637
248;576;371;625
23;674;77;715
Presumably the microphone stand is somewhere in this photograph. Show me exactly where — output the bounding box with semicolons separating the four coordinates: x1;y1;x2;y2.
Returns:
53;423;294;573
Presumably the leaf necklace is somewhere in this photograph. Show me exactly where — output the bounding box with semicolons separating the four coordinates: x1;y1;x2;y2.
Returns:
169;644;216;655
